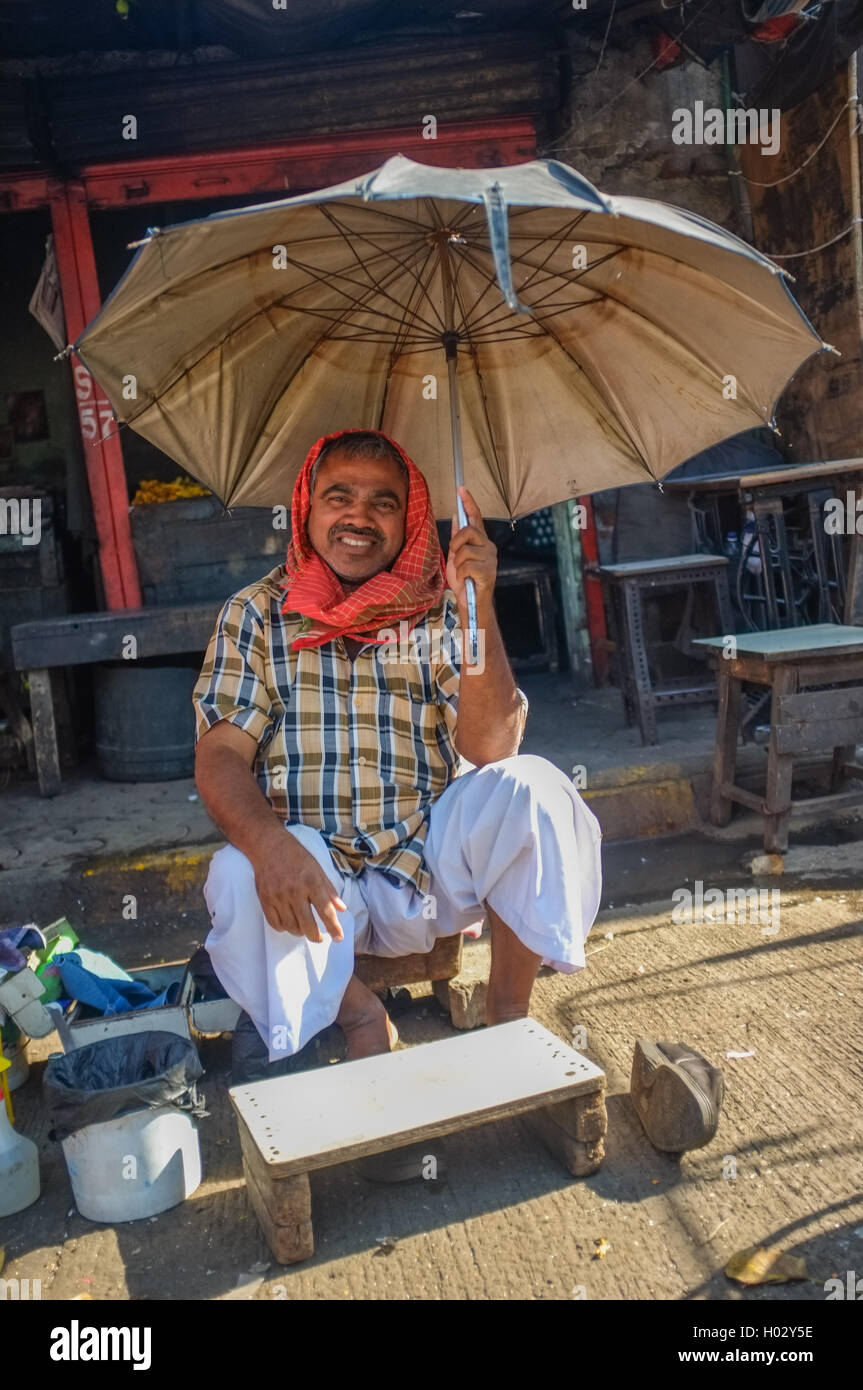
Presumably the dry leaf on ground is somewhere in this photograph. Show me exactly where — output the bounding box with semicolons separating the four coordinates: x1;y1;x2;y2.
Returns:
725;1245;808;1286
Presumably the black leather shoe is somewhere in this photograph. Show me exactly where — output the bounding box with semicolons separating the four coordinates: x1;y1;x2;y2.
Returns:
630;1038;725;1153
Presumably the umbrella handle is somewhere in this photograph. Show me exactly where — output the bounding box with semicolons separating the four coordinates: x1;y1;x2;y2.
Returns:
456;493;480;666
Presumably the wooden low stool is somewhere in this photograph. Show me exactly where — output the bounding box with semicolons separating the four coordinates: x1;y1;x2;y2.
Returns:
231;1018;606;1265
354;932;463;997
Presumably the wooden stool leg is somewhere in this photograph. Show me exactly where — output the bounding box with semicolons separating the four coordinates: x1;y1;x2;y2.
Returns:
710;665;742;826
28;667;61;796
524;1087;607;1177
242;1159;314;1265
763;666;797;853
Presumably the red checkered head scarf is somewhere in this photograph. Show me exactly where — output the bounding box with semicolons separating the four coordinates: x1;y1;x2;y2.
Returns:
281;429;446;650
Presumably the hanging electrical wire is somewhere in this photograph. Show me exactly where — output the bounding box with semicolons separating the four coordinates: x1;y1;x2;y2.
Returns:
728;96;860;188
766;215;863;259
540;0;718;157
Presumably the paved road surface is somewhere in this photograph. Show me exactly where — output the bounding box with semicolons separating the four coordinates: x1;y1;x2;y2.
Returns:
3;887;862;1301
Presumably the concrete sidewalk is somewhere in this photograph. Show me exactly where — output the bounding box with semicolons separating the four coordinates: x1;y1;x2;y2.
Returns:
3;886;861;1301
2;676;861;938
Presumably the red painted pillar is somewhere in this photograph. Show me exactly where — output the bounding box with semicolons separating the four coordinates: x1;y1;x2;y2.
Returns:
50;181;141;609
578;495;609;684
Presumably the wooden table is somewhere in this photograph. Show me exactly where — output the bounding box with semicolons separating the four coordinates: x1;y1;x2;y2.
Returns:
666;457;863;630
696;623;863;852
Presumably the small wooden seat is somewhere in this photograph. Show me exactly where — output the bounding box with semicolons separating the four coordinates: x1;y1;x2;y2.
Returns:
231;1018;607;1264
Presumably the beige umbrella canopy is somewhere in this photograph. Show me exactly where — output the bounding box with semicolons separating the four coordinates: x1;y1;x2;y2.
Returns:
75;154;828;523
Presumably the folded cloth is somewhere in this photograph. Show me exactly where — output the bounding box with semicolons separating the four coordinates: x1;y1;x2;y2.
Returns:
53;948;178;1016
0;925;47;975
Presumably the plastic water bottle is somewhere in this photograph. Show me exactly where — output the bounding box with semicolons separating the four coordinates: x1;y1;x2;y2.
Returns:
742;514;762;574
0;1074;40;1216
723;531;740;560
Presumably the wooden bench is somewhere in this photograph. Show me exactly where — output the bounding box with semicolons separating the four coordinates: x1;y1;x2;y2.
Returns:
11;603;217;795
230;1017;607;1264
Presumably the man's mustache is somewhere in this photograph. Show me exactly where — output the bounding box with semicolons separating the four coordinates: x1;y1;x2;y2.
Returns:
330;526;383;542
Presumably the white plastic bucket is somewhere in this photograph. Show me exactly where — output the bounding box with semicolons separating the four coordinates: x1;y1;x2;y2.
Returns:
62;1105;201;1222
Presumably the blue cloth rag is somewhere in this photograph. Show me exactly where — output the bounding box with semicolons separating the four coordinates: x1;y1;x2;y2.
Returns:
53;948;178;1016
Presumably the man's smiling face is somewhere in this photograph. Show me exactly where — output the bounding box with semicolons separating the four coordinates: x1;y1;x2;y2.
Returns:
306;447;408;590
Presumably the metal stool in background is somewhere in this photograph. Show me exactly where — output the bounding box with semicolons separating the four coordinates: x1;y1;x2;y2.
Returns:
600;554;734;745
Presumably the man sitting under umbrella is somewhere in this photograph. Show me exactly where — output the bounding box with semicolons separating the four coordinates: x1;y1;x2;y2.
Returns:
193;428;602;1078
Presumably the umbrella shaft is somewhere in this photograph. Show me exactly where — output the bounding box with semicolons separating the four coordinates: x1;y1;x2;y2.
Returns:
446;351;466;505
446;346;478;663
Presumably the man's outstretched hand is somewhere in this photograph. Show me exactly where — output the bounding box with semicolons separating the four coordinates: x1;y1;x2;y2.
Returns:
446;486;497;615
251;829;346;944
196;721;347;944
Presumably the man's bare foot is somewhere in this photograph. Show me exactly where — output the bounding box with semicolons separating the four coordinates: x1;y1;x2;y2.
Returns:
337;974;398;1061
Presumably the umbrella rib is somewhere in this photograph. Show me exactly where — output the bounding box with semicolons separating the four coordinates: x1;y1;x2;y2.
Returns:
446;243;533;337
534;315;658;480
324;199;442;235
116;210;443;348
318;204;397;294
391;241;441;358
449;257;512;515
455;244;623;337
512;246;624;305
464;305;607;341
189;240;446;486
323;222;448;339
449;204;488;236
442;245;513;337
277;240;445;341
314;208;446;338
505;248;624;311
561;265;770;420
120;286;433;432
503;214;598;296
461;295;606;341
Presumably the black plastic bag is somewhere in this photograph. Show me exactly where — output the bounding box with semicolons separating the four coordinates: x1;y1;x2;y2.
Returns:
43;1031;206;1141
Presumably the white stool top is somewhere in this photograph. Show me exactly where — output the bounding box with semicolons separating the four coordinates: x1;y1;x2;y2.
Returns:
231;1018;604;1178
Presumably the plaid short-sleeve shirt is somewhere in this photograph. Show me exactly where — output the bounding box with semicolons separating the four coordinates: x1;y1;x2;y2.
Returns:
193;565;524;895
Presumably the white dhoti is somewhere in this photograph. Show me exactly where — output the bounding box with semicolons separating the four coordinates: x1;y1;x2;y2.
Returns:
203;754;602;1061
